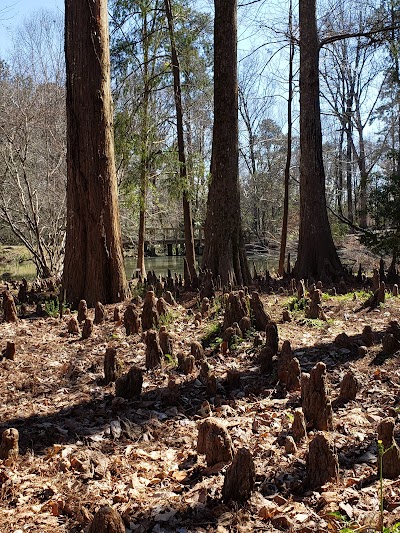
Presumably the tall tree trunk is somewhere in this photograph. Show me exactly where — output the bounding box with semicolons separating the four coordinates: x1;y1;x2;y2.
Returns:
293;0;343;281
358;134;368;228
164;0;197;281
337;127;344;217
136;13;151;278
346;94;354;224
64;0;129;307
202;0;250;286
278;1;294;277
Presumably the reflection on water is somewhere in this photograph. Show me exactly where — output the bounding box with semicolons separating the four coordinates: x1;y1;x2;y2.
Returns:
0;260;37;281
0;253;280;282
125;254;279;279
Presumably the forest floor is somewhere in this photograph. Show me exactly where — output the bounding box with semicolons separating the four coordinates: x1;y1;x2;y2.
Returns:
1;251;400;532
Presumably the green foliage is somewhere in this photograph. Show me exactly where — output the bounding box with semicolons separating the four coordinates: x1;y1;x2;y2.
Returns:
287;296;308;312
44;298;60;318
131;282;146;300
299;318;333;328
201;320;222;348
164;353;177;367
327;290;373;302
158;311;178;329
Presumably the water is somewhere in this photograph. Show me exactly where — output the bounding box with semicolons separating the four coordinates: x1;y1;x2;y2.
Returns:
1;253;279;281
124;253;278;279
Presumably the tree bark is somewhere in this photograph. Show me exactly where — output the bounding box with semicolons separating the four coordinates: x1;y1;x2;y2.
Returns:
293;0;343;280
164;0;197;281
64;0;129;307
202;0;250;286
278;0;294;277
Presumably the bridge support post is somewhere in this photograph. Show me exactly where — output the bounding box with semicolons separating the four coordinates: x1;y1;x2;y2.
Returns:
167;243;173;256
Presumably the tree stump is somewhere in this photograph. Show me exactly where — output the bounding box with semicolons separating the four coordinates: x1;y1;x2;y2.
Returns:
277;340;300;391
382;333;400;355
226;369;241;390
201;297;210;317
17;279;28;304
191;341;204;361
334;332;352;349
377;418;400;479
259;346;274;375
372;267;380;292
265;321;279;356
337;371;359;403
222;447;255;503
232;321;242;338
94;301;106;324
292;408;307;442
285;436;297;454
88;505;125;533
145;330;163;369
393;284;399;297
388;320;400;341
377;281;386;304
223;291;248;330
200;361;212;382
206;373;217;398
2;291;17;323
141;291;159;331
81;318;93;340
250;291;270;331
197;418;234;466
361;325;374;347
282;309;292;322
115;366;143;399
4;341;15;361
68;316;80;335
113;306;122;322
297;279;306;299
253;333;263;347
178;353;195;375
104;348;122;384
77;299;88;323
301;362;333;431
156;297;169;317
0;428;19;460
164;291;176;306
305;289;326;320
159;326;173;356
239;315;251;334
124;304;140;335
306;432;339;489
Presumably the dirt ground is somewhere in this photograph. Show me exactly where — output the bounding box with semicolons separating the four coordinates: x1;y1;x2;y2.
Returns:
1;271;400;533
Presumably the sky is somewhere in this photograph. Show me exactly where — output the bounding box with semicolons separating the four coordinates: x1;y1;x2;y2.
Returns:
0;0;64;57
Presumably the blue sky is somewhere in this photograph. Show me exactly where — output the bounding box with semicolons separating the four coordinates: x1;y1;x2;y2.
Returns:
0;0;64;57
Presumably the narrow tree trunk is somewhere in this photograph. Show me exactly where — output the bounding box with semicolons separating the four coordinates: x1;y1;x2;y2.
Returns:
202;0;250;286
358;135;368;228
293;0;343;280
278;3;294;277
64;0;129;307
136;16;151;278
346;94;354;224
164;0;196;281
337;127;344;216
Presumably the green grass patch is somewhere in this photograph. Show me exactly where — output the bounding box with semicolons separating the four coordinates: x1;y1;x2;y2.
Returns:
299;318;334;328
201;320;222;348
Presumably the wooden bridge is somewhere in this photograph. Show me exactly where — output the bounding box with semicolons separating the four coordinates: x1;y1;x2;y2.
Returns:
145;227;204;256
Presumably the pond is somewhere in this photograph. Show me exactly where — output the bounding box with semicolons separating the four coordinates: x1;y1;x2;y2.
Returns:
0;252;281;281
